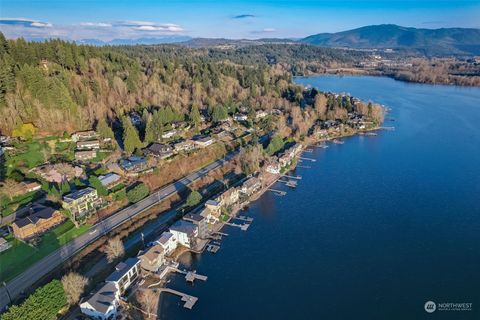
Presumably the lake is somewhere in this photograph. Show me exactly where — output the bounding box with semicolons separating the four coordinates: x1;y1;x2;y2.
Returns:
160;76;480;319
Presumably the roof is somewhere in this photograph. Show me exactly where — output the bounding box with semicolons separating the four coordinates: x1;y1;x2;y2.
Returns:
98;173;121;187
119;156;146;170
13;204;58;229
145;143;172;154
157;231;174;245
106;257;139;282
170;220;197;236
84;282;118;315
77;140;100;146
140;244;164;262
243;177;260;189
183;213;204;223
205;199;220;207
63;187;96;203
193;135;213;143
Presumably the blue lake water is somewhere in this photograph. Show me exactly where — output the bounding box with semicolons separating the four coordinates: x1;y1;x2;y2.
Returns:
160;76;480;319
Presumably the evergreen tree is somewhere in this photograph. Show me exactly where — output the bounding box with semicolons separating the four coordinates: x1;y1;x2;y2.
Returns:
88;176;108;196
212;105;228;123
96;118;114;140
189;104;201;127
121;116;142;155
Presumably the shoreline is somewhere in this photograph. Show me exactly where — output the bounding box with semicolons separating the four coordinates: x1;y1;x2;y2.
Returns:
296;70;480;88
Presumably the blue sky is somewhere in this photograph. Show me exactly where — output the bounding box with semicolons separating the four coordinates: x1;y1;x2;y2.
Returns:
0;0;479;40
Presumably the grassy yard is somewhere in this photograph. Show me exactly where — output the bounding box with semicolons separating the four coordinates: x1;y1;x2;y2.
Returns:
0;191;43;217
5;140;47;175
0;220;91;282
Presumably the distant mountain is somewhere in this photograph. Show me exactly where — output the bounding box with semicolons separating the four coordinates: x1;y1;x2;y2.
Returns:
77;36;192;46
300;24;480;56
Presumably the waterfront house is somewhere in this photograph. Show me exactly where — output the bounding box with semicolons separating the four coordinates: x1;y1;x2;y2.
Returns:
98;173;121;189
183;213;209;239
169;220;198;249
173;139;196;153
119;156;148;174
80;282;119;320
62;187;101;221
139;244;165;273
265;158;281;174
75;149;97;161
156;231;177;254
143;143;173;159
240;177;262;196
12;204;65;240
0;237;11;253
76;139;100;150
205;199;222;215
221;188;240;207
106;257;140;294
72;130;97;142
193;135;215;148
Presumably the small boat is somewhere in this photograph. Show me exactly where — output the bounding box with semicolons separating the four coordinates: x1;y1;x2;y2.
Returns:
332;139;344;144
318;143;329;149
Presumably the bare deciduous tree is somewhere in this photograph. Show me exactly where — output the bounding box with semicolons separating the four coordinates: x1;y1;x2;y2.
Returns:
137;289;158;319
104;236;125;263
61;272;89;305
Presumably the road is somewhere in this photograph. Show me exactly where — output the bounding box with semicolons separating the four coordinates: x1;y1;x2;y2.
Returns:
0;150;237;310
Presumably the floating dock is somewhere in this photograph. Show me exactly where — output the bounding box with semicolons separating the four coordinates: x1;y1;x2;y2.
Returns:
159;288;198;309
225;221;250;231
282;174;302;180
268;188;286;196
234;215;253;222
206;244;220;253
298;156;317;162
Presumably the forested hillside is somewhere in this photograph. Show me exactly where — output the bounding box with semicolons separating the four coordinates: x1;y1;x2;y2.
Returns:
0;33;300;135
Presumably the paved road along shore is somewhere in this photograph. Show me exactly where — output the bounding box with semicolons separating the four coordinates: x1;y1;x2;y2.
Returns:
0;151;237;310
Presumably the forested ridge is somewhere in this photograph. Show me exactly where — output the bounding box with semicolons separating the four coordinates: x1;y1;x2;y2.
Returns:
0;33;369;135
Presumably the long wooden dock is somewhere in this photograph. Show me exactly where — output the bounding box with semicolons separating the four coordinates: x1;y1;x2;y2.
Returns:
159;288;198;309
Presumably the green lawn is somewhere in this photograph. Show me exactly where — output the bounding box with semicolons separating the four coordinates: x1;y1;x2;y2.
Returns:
0;220;91;282
0;191;42;217
5;141;46;175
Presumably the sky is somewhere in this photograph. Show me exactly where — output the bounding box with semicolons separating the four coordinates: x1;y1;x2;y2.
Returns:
0;0;479;41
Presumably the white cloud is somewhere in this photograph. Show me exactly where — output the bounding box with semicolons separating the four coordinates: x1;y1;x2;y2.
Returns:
0;18;186;41
79;22;112;27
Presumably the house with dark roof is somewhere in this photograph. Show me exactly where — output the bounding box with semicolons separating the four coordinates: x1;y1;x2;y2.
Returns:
143;143;173;159
12;204;65;240
169;220;198;248
106;257;140;294
119;156;148;173
183;213;209;239
80;282;119;320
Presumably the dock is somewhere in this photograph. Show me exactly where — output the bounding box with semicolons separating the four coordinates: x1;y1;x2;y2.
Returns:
285;180;297;188
332;139;344;144
282;174;302;180
234;215;253;222
225;221;250;231
298;156;317;162
268;188;286;196
206;244;220;253
317;143;329;149
214;231;229;237
297;165;311;169
159;288;198;309
185;271;208;282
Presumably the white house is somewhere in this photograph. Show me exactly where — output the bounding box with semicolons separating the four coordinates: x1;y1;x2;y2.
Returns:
169;220;198;248
105;257;140;294
233;113;248;121
156;231;177;255
80;282;119;320
255;110;268;119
